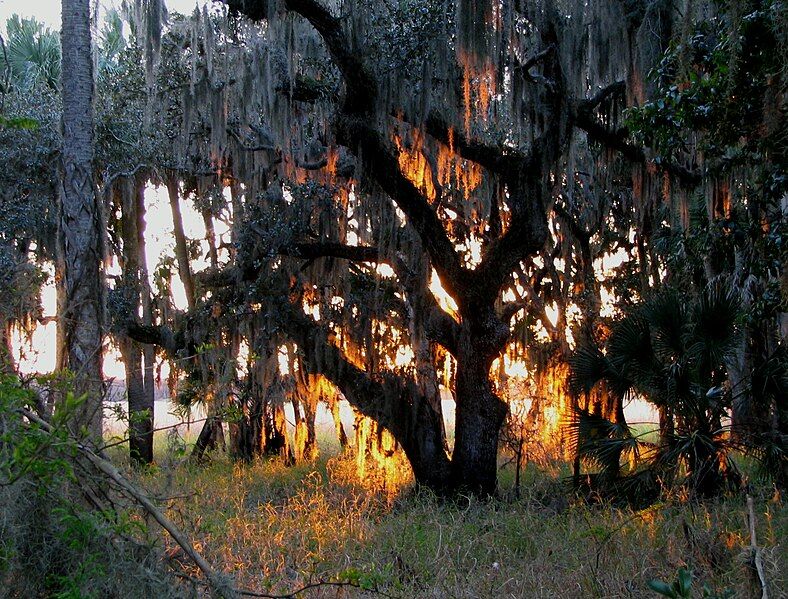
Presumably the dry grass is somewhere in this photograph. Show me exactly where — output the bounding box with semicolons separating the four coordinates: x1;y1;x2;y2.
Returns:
112;439;788;599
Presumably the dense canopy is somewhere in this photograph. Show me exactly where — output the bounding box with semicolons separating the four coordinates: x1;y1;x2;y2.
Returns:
1;0;785;496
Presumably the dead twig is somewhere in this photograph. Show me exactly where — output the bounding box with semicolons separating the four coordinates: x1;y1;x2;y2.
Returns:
234;580;400;598
747;495;769;599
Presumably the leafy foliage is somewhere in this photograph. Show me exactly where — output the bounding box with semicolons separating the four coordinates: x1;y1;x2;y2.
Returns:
569;282;749;500
0;375;185;597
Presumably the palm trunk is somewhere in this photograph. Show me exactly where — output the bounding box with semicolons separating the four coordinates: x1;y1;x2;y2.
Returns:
59;0;103;442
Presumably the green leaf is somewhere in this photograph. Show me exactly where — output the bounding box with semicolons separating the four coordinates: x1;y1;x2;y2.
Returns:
677;568;693;596
0;115;40;129
648;579;677;598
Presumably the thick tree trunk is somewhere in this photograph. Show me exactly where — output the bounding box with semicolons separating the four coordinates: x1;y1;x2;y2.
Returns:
59;0;103;442
398;394;453;491
229;416;254;461
192;416;225;463
265;402;293;464
291;363;320;463
451;347;507;495
291;396;318;463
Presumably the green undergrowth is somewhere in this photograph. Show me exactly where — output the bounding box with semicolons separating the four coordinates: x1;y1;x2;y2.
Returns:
3;371;785;598
0;376;186;599
123;439;786;599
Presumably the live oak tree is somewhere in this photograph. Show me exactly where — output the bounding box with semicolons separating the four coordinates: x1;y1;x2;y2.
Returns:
114;0;706;494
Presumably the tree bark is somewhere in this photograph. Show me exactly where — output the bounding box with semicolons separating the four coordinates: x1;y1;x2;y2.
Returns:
59;0;103;442
118;178;154;464
451;342;507;495
192;416;225;463
166;177;196;310
136;182;156;464
0;318;15;375
202;208;219;269
330;395;349;450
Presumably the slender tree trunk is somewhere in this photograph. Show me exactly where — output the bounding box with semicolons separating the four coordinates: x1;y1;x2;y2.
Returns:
119;338;147;459
59;0;103;442
202;209;219;269
135;181;155;462
118;179;154;464
166;177;196;310
0;318;15;374
330;396;349;450
302;393;318;461
265;402;293;464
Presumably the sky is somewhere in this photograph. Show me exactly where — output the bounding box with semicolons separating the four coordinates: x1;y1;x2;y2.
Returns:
0;0;205;31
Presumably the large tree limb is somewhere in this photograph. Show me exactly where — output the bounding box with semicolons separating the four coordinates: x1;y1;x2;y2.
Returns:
338;115;469;304
227;0;377;113
391;253;461;355
284;0;377;112
514;44;556;83
571;82;701;187
469;125;560;306
226;0;467;304
573;111;700;186
469;17;567;305
424;306;460;356
281;300;452;489
422;112;527;175
123;321;184;358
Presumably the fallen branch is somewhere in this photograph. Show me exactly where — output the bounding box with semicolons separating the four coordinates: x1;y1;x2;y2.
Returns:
19;409;236;599
98;415;213;452
16;410;401;599
234;580;389;598
747;494;769;599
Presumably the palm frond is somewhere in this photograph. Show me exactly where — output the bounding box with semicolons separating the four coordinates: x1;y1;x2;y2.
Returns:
689;280;741;368
607;313;656;394
565;407;639;478
4;15;60;89
641;289;687;362
569;343;608;395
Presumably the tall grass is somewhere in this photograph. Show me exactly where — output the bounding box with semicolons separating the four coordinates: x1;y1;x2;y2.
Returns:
119;436;787;598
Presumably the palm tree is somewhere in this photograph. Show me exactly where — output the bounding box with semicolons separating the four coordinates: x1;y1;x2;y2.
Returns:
59;0;104;441
2;16;61;90
569;281;745;500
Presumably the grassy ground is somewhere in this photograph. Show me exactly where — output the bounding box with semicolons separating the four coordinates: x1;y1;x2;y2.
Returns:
106;431;788;599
